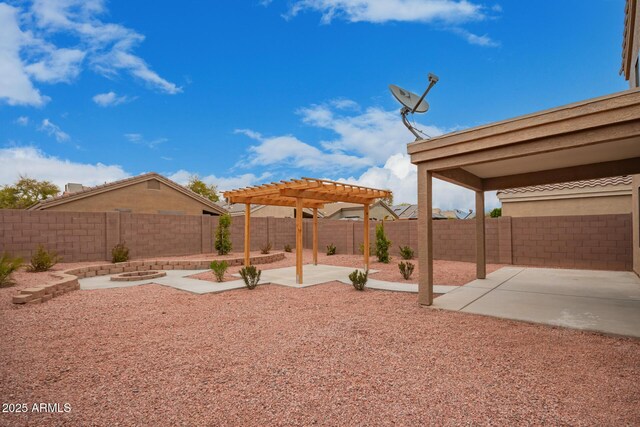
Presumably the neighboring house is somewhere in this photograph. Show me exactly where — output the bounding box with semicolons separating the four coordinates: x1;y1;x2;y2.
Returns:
28;173;227;216
322;201;398;221
392;204;473;220
227;204;320;218
497;176;632;217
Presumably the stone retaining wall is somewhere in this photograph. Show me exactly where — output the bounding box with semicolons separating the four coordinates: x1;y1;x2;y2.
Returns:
12;252;285;305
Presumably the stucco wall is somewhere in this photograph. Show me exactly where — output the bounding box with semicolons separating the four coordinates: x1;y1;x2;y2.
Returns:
633;175;640;275
502;195;632;217
40;180;218;215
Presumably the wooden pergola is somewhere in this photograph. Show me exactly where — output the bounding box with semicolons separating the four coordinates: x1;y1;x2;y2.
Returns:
223;178;392;284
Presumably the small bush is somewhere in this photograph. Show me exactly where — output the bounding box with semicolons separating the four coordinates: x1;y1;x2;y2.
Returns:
215;213;232;255
326;243;337;256
348;269;368;291
399;245;414;260
260;242;272;254
375;223;391;263
284;244;292;253
489;208;502;218
399;261;415;280
111;242;129;263
239;265;261;289
210;260;228;282
0;253;23;287
28;245;61;272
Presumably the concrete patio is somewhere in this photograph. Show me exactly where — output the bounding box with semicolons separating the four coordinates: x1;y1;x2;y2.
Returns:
433;267;640;337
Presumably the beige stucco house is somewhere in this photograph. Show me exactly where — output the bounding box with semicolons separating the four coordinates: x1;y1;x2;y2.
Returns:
497;176;633;217
28;173;227;216
227;204;319;218
322;201;398;221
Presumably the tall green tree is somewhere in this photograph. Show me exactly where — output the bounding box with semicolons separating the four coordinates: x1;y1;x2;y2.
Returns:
214;214;232;255
187;175;219;202
0;176;59;209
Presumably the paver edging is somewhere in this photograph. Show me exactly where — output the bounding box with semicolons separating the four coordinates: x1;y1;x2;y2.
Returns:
12;252;285;305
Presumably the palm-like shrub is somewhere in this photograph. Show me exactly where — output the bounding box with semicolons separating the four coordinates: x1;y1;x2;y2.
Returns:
399;261;415;280
0;253;23;287
239;265;261;289
260;242;272;254
349;269;368;291
326;243;337;256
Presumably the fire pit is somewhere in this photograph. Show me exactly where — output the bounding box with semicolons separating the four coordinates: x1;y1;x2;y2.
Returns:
110;270;166;282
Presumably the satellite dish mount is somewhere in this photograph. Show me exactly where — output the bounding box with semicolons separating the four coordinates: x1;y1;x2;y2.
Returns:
389;73;439;140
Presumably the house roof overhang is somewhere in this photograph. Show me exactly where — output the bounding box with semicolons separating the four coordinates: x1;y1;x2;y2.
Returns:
407;89;640;192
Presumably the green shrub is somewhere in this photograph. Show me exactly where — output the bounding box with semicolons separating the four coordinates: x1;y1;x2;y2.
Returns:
398;261;415;280
326;243;337;256
260;242;272;255
399;245;414;260
28;245;61;272
489;208;502;218
210;260;229;282
284;244;292;253
348;269;368;291
111;242;129;263
0;253;23;287
375;223;391;263
239;265;261;289
214;213;232;255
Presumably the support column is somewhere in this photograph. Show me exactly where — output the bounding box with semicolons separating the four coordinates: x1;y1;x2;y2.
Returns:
244;203;251;267
418;165;433;306
296;197;304;284
363;203;370;271
312;208;318;266
476;191;486;279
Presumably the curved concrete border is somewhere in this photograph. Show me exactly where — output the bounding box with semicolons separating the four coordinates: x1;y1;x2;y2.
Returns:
13;252;285;305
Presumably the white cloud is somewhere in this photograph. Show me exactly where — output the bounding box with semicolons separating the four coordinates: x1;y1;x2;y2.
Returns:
335;152;499;211
167;169;273;193
39;118;70;142
124;133;167;148
236;129;371;172
0;146;130;189
298;103;444;164
451;27;498;47
0;0;180;107
287;0;486;24
283;0;499;46
92;91;131;106
0;4;48;106
15;116;29;126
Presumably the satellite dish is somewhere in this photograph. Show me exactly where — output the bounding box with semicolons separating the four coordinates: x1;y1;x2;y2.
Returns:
389;73;439;140
389;84;430;113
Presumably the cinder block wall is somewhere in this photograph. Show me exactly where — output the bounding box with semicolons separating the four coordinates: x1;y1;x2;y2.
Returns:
0;210;632;270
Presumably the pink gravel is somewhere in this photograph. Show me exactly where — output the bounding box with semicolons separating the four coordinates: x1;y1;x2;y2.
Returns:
189;250;503;286
1;282;639;425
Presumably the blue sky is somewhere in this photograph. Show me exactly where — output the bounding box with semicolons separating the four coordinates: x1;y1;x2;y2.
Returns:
0;0;628;210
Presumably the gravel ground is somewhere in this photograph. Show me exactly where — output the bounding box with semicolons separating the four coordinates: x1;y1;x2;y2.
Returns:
190;250;504;285
1;283;638;426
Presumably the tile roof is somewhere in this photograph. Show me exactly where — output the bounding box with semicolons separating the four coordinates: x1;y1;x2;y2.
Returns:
497;176;632;195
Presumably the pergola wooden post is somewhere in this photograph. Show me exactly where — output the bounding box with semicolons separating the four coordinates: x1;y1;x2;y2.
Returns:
417;166;433;306
223;178;391;285
312;208;318;265
476;191;486;279
244;203;251;267
296;197;304;283
363;203;370;271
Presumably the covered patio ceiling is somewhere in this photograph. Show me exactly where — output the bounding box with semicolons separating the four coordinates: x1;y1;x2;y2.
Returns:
408;89;640;306
223;178;391;284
